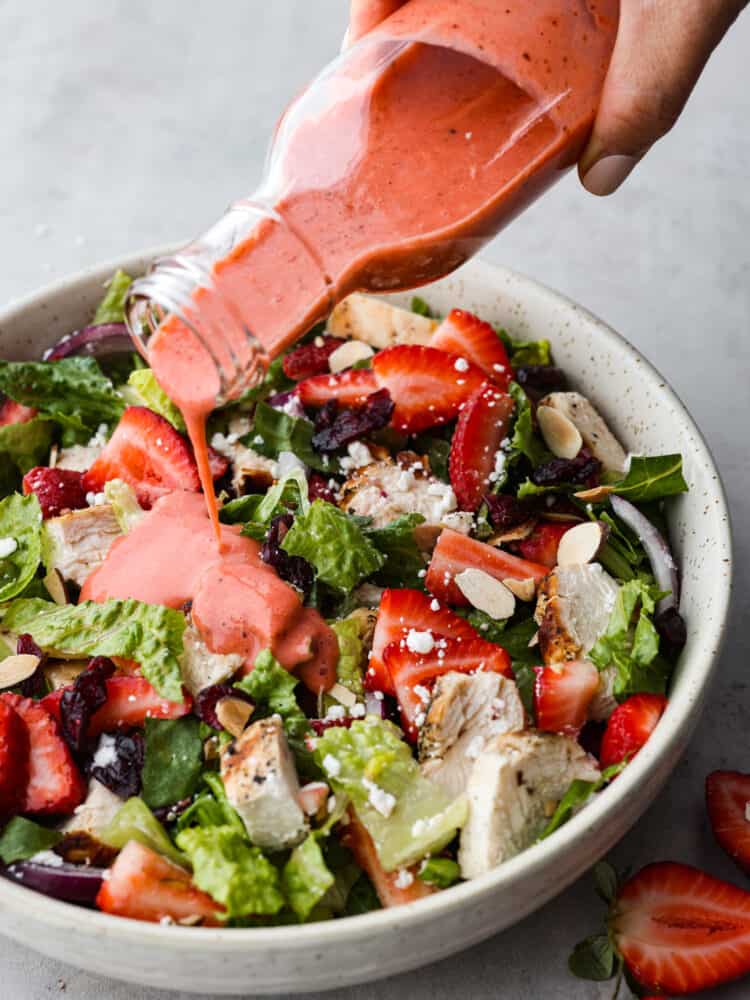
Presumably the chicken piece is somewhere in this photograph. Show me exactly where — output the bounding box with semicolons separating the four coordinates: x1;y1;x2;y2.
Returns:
538;392;627;473
536;563;619;666
458;731;600;878
327;293;438;349
179;624;243;697
55;443;102;472
221;716;308;851
211;417;278;494
57;778;123;865
419;672;526;799
43;504;122;586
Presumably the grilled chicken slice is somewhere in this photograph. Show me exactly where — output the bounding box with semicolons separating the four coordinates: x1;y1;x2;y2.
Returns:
458;731;600;878
538;392;627;473
57;777;123;865
419;672;525;799
536;563;619;666
221;716;308;851
327;293;438;349
588;664;619;722
43;504;122;586
179;624;243;697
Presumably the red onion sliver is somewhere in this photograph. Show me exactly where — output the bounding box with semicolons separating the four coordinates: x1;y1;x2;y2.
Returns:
610;494;679;612
44;324;132;361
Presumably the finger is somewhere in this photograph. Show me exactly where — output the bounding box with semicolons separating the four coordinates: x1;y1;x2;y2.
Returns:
348;0;406;46
580;0;747;195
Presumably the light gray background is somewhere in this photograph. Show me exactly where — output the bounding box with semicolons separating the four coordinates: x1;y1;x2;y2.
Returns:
2;2;749;997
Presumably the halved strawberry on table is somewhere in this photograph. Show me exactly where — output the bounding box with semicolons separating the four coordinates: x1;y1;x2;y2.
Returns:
599;693;667;769
0;698;30;820
449;382;514;512
706;770;750;876
534;660;600;736
295;368;377;408
430;309;513;389
96;840;225;925
22;466;88;519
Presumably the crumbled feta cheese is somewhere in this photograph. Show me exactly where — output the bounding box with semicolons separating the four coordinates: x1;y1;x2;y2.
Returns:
417;569;427;579
277;451;307;476
323;754;342;777
85;491;107;507
314;336;325;348
429;598;440;612
29;850;64;868
406;629;435;655
488;449;507;484
0;537;18;559
252;435;264;446
414;684;431;705
347;441;373;468
327;795;337;814
394;868;414;889
325;704;347;721
350;703;366;718
92;734;118;769
88;424;109;449
362;778;396;818
454;356;470;372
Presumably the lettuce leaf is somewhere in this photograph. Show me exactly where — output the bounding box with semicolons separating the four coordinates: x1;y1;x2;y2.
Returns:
410;295;435;318
0;597;185;701
539;761;627;840
221;467;309;541
0;418;55;479
314;717;467;870
0;816;62;863
508;381;550;469
330;618;366;698
100;796;187;867
364;513;426;589
234;649;307;740
175;825;284;918
418;857;461;889
175;772;246;836
497;330;552;367
93;269;133;325
281;500;384;594
126;369;185;431
0;493;42;603
249;401;333;473
141;717;203;809
606;455;688;502
282;834;335;921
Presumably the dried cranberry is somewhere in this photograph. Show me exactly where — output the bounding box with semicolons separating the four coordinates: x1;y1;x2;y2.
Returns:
16;634;47;698
313;399;339;434
483;494;531;532
282;337;344;381
655;606;687;656
60;657;116;753
531;448;601;488
90;730;144;799
309;717;354;736
261;514;315;598
515;365;568;400
307;472;338;504
311;389;394;453
196;684;254;730
152;797;193;825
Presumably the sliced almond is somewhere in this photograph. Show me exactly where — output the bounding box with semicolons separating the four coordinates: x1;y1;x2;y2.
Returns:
0;653;41;689
328;339;374;374
43;569;69;605
537;405;583;460
556;521;609;567
541;510;585;524
574;485;615;503
44;659;87;690
215;696;254;738
328;682;357;708
298;781;330;817
455;568;516;621
502;577;537;602
488;517;538;544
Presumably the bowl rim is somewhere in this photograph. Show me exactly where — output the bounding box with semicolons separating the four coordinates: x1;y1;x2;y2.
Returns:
0;249;733;951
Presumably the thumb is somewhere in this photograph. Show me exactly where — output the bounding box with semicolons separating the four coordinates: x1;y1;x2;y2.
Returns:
348;0;406;46
580;0;747;196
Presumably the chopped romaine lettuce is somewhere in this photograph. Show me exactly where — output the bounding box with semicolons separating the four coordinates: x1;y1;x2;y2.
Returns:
330;618;366;698
0;816;62;863
418;857;461;889
282;834;335;920
103;479;144;533
508;381;550;469
125;368;185;431
100;796;187;868
364;513;426;589
176;772;246;836
249;401;333;473
0;417;55;480
93;270;133;325
539;761;626;840
141;717;204;810
0;493;42;603
222;467;309;541
234;649;307;741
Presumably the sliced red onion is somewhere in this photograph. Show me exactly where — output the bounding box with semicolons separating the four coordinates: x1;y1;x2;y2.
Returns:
43;324;132;361
2;860;105;905
610;494;679;612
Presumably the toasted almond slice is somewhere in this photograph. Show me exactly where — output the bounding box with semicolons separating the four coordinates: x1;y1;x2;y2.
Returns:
328;340;374;374
574;485;615;503
502;577;537;602
488;518;538;544
455;568;516;620
177;914;203;927
44;660;88;690
537;405;583;460
329;682;358;708
0;653;41;689
541;510;585;524
556;521;609;566
298;781;330;817
216;696;254;738
43;568;69;605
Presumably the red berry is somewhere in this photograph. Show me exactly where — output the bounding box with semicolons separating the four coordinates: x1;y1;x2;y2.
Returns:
282;336;344;381
599;694;667;769
449;382;514;512
22;467;88;519
431;309;512;388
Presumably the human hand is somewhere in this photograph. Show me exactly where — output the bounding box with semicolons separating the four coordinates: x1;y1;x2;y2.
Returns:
347;0;747;196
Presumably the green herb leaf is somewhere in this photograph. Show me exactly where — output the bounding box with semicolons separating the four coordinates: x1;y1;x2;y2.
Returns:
0;493;42;603
0;418;55;480
100;796;187;868
568;933;616;981
508;381;550;468
539;762;627;840
223;467;309;541
282;834;335;921
606;454;688;502
418;857;461;888
364;513;426;588
497;330;552;367
330;618;366;698
234;649;308;740
93;270;133;324
126;369;185;431
0;816;62;863
176;772;246;836
250;401;333;473
410;296;435;318
141;717;204;810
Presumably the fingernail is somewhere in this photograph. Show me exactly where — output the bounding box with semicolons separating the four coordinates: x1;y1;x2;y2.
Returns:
581;154;638;197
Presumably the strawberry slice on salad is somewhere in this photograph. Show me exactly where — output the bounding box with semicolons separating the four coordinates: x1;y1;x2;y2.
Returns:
599;693;667;769
516;520;576;569
342;812;435;908
0;694;85;816
0;698;30;820
384;634;512;742
449;382;514;512
425;528;548;606
282;335;344;380
706;771;750;876
295;368;377;408
533;659;599;736
82;406;200;507
22;466;88;519
430;309;513;388
367;588;479;695
96;840;225;926
0;398;37;425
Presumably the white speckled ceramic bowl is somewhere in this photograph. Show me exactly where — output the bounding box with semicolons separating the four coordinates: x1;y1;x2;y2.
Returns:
0;251;732;994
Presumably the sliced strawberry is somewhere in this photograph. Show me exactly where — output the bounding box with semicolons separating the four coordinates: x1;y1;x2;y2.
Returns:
449;382;514;512
431;309;513;388
341;811;435;907
372;345;486;433
282;336;344;381
599;694;667;769
367;588;479;695
42;677;192;738
82;406;200;507
0;694;85;816
706;771;750;876
612;861;750;994
516;520;576;569
295;368;377;408
96;840;224;925
0;398;37;426
425;528;548;606
384;635;512;741
0;698;30;819
22;466;88;519
533;660;600;736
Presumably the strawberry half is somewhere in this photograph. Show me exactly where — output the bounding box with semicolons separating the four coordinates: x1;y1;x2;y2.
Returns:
367;588;479;695
425;528;548;606
533;660;600;736
295;368;377;408
0;694;85;815
516;520;577;569
372;345;486;433
282;336;344;381
449;382;514;511
0;698;30;820
82;406;200;507
0;398;37;425
384;634;512;741
342;811;435;908
96;840;225;925
430;309;513;388
706;771;750;876
22;467;88;519
612;862;750;994
599;693;667;769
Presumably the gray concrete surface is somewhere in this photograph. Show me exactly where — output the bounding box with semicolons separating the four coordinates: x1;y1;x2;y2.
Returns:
2;1;749;997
